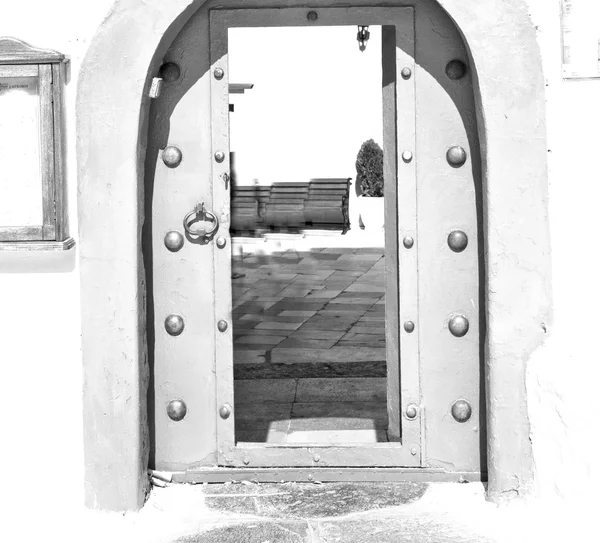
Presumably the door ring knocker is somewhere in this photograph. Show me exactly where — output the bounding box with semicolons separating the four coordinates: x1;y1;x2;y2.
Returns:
183;202;219;242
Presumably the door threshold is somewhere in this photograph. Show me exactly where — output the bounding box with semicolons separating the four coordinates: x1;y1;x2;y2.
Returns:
172;467;485;484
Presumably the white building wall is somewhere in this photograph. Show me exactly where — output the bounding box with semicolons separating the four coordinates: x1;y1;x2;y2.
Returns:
0;0;598;527
526;0;600;505
0;0;115;516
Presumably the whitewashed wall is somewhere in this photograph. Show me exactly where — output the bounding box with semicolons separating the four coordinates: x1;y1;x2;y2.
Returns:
0;0;116;520
526;0;600;505
0;0;598;523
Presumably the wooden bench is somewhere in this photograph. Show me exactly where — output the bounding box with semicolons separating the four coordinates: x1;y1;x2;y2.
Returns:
230;185;271;233
303;178;351;232
263;183;309;230
230;178;351;233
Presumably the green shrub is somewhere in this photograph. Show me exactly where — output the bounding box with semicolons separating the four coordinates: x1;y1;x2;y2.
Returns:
355;139;383;197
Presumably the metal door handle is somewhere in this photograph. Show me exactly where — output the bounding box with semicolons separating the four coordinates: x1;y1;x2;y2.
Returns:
183;202;219;242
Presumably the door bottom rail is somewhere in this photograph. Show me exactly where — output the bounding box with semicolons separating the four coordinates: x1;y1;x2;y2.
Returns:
165;467;485;484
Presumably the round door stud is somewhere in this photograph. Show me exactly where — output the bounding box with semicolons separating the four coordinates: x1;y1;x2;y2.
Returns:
164;230;184;252
411;447;418;456
162;145;182;168
165;314;185;336
446;146;467;168
405;404;418;420
167;399;187;421
449;314;469;337
159;62;181;83
219;403;232;419
401;67;412;80
404;321;415;333
446;59;467;80
451;399;472;423
214;151;226;163
403;236;414;249
402;150;413;163
307;10;318;21
216;237;227;249
213;67;224;80
447;230;468;253
217;319;228;332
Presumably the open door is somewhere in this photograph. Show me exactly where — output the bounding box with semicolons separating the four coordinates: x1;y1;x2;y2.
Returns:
210;7;421;468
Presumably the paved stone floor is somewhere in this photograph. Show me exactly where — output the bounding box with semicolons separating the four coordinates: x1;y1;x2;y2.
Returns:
24;480;594;543
232;237;389;444
173;482;462;543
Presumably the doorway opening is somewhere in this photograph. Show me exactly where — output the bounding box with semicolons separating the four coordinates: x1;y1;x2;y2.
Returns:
229;26;389;446
211;7;421;469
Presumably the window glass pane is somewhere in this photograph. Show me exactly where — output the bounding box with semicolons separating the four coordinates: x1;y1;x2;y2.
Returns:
0;76;42;226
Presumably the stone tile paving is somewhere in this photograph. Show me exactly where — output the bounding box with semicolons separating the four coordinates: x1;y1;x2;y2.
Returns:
198;482;428;518
231;244;390;444
232;246;386;358
40;479;582;543
172;482;496;543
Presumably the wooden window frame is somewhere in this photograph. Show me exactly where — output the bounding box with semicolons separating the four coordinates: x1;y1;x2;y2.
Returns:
0;38;73;251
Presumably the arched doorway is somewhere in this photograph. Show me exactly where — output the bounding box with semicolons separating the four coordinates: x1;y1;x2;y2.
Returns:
77;0;551;511
147;3;483;476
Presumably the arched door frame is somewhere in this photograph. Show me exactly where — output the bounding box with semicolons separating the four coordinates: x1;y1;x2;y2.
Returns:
77;0;552;511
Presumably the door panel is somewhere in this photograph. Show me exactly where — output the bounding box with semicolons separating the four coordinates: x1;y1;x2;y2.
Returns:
414;7;482;472
149;2;482;476
151;37;218;471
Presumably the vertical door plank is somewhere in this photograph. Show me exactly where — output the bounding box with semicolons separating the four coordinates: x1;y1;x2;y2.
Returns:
381;26;400;441
391;13;421;459
415;5;482;471
210;11;236;465
151;16;217;470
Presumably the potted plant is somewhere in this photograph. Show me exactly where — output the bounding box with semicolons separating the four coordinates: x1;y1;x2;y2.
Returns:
355;139;384;231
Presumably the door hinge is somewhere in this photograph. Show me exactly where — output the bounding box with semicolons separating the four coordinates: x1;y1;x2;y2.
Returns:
149;77;163;99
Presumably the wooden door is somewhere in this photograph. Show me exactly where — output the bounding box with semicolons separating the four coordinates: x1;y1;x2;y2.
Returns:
151;2;482;480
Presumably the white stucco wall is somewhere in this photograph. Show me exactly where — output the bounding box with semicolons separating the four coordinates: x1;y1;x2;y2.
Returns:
0;0;599;529
526;0;600;505
0;0;116;520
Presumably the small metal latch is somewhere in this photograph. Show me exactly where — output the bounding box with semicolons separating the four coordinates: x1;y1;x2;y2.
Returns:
149;77;163;99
